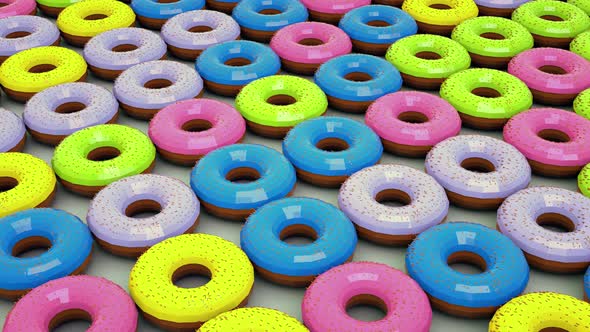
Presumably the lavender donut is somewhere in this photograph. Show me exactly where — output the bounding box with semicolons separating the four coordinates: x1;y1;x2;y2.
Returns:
338;164;449;245
475;0;531;17
161;10;240;61
0;108;25;152
498;186;590;273
83;28;167;81
87;174;200;257
113;60;204;120
425;135;531;210
0;16;60;64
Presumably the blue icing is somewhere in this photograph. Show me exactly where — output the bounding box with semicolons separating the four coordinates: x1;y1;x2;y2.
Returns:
339;5;417;45
233;0;308;32
131;0;205;19
585;267;590;300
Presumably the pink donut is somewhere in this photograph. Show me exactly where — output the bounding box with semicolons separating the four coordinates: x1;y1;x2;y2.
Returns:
508;48;590;106
0;0;36;18
148;98;245;166
365;91;461;157
300;0;370;24
270;22;352;75
3;275;137;332
503;107;590;177
302;261;432;332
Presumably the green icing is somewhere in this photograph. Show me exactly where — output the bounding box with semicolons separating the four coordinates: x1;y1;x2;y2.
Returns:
512;1;590;39
578;163;590;198
569;0;590;15
570;31;590;61
574;88;590;120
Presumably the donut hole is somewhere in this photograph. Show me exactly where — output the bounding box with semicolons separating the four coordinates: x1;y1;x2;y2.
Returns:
540;15;564;22
398;111;429;124
471;87;501;98
447;251;487;275
429;3;452;9
87;147;121;162
375;189;411;208
5;31;31;39
344;72;373;82
539;65;568;75
537;129;571;143
539;328;569;332
279;224;318;245
536;213;576;233
144;79;173;89
0;3;6;7
49;309;92;332
267;94;297;106
54;102;86;114
225;167;261;183
125;199;162;219
297;38;324;46
345;294;388;322
182;119;213;132
158;0;179;3
224;57;252;67
460;157;496;173
188;25;213;33
0;176;18;193
480;32;505;40
367;20;391;27
11;236;52;258
111;44;138;52
316;138;349;152
28;64;56;73
414;51;442;60
172;264;211;288
258;8;282;15
84;14;108;20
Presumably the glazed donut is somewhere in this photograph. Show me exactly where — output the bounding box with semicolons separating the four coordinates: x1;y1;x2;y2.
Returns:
385;34;471;90
339;5;417;55
196;40;281;97
0;209;92;300
0;46;87;103
36;0;78;17
504;108;590;177
451;17;533;68
402;0;478;36
233;0;308;43
0;16;60;64
512;1;590;48
84;27;167;80
574;89;590;120
4;275;137;332
508;48;590;105
198;308;308;331
489;292;590;331
129;234;254;330
475;0;530;17
52;124;156;197
585;268;589;302
0;108;26;152
131;0;204;30
407;222;529;318
302;262;432;332
235;75;327;138
365;91;461;157
148;99;246;165
205;0;239;13
56;0;136;47
190;144;296;220
300;0;369;25
23;82;119;146
241;197;357;286
88;174;200;257
425;135;531;210
571;31;590;61
0;153;56;218
161;10;240;61
113;60;203;120
283;117;382;187
270;22;352;75
580;164;590;198
0;0;36;17
314;54;402;112
439;68;533;130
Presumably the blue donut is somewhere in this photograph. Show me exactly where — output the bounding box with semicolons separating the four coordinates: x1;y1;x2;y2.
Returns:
0;208;92;297
406;222;529;316
282;116;382;186
190;144;296;220
585;266;589;301
233;0;308;37
131;0;205;20
240;197;357;285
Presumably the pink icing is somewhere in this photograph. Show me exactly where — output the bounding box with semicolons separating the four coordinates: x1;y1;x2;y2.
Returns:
503;108;590;167
148;98;245;157
3;275;137;331
0;0;36;18
365;91;461;147
302;262;432;332
299;0;370;14
270;22;352;64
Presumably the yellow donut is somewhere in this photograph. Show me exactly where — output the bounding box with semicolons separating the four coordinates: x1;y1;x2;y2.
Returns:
129;233;254;330
198;307;309;331
0;153;56;218
402;0;478;35
489;292;590;331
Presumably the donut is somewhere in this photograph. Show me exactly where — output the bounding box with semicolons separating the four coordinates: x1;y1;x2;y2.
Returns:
314;54;402;112
512;1;590;48
23;82;119;146
508;48;590;106
0;153;56;218
56;0;136;47
365;91;461;157
233;0;308;43
402;0;478;36
385;34;471;90
270;22;352;75
0;16;60;64
190;144;296;220
299;0;369;25
52;124;156;197
570;0;590;15
3;275;137;331
83;27;167;80
474;0;529;17
575;89;590;120
161;10;240;61
205;0;239;13
439;68;533;130
580;164;590;198
489;292;590;331
283;117;382;187
148;98;246;165
131;0;205;30
87;174;200;257
302;262;432;331
0;108;26;152
129;233;254;330
0;0;36;17
571;31;590;61
36;0;78;17
339;5;417;56
425;135;531;210
235;75;327;138
0;46;87;103
113;60;203;120
451;17;533;68
198;308;308;331
241;197;357;286
0;209;92;300
585;268;589;302
196;40;281;97
373;0;403;6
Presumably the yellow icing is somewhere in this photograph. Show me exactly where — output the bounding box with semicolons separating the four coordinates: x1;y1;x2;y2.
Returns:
402;0;478;26
56;0;135;37
198;307;309;331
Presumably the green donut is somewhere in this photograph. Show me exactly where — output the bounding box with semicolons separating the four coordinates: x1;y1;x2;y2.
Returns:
574;88;590;120
512;1;590;39
569;0;590;15
570;31;590;61
37;0;81;9
52;124;156;188
578;163;590;198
